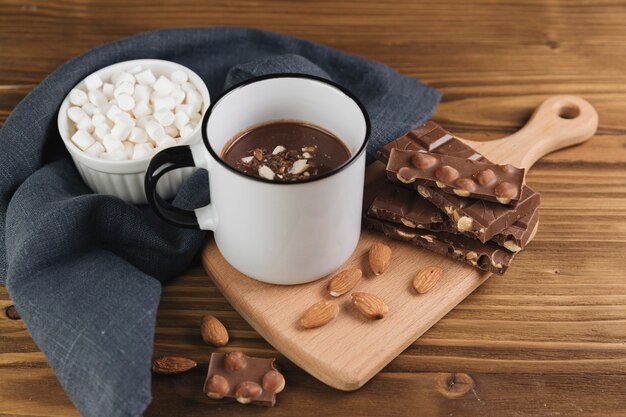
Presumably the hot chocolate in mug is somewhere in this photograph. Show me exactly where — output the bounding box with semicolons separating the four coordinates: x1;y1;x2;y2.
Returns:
145;74;370;285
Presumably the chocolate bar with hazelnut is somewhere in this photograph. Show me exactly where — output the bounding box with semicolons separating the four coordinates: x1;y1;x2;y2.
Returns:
367;184;538;252
387;149;525;205
203;351;285;407
377;121;541;243
363;214;515;274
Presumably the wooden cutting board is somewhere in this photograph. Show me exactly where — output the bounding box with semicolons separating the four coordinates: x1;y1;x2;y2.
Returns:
201;95;598;391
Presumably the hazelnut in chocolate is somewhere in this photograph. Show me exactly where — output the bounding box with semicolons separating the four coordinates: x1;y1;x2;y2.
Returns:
221;121;351;181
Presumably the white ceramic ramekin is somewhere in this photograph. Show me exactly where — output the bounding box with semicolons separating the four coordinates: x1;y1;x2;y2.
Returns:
57;59;211;204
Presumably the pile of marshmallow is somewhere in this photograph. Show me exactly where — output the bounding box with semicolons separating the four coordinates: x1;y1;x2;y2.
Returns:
66;65;203;161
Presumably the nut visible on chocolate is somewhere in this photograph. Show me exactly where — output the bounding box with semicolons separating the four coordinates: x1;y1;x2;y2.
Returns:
412;266;443;294
299;300;339;328
205;374;230;399
476;168;496;185
327;268;362;297
201;314;229;347
224;351;248;371
152;356;197;375
258;165;275;180
494;181;518;204
411;152;437;169
262;370;286;394
235;381;263;404
352;292;388;320
435;165;459;183
369;242;392;275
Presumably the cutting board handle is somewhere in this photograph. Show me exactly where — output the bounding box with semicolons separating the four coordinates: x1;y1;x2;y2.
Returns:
462;95;599;169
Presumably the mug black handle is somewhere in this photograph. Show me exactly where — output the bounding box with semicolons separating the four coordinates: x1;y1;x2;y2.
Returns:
144;145;200;229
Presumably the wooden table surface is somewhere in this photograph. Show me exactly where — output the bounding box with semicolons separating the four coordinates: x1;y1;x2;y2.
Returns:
1;1;626;416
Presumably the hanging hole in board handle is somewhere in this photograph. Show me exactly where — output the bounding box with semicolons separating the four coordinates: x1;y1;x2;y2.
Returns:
558;104;581;119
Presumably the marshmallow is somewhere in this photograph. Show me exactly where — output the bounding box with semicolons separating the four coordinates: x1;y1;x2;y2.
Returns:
94;123;111;141
179;124;195;139
102;83;114;99
106;104;123;121
88;90;108;106
129;127;148;143
171;88;186;105
153;75;175;95
84;73;103;90
135;116;151;129
164;124;178;137
132;143;155;160
133;84;151;102
111;71;135;86
71;130;95;151
174;110;190;130
111;118;134;141
117;93;135;111
67;106;88;123
123;141;135;158
84;141;105;157
113;81;134;98
180;82;197;92
102;134;125;154
175;104;194;117
97;102;111;116
128;65;143;75
76;117;94;133
132;100;152;118
69;88;88;106
154;108;175;126
81;103;96;116
91;114;107;126
135;69;156;85
152;95;176;111
185;90;202;113
146;120;166;141
155;135;177;148
170;70;188;84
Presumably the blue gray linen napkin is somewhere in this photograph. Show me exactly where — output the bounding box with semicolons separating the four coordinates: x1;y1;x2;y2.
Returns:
0;27;439;417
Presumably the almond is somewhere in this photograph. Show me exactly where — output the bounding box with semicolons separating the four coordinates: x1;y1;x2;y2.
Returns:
201;314;229;346
327;268;362;297
152;356;197;375
412;266;443;294
369;242;392;275
299;300;339;329
351;292;388;320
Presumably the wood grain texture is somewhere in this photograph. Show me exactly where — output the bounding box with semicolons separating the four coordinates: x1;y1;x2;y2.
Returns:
1;0;626;416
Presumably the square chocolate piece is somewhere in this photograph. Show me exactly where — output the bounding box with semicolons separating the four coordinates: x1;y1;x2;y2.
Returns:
204;351;285;407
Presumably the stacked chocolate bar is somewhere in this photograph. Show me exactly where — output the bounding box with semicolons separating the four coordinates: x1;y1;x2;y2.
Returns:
363;121;540;274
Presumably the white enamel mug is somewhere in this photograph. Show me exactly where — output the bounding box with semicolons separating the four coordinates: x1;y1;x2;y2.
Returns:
145;74;370;285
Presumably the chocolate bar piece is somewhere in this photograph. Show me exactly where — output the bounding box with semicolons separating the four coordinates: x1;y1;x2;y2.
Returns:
416;183;540;243
204;351;285;407
377;121;485;162
387;149;525;204
367;184;538;252
367;184;447;231
378;121;541;243
490;208;539;252
363;214;515;274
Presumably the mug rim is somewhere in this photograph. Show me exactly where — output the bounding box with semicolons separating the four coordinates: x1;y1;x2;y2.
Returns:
200;73;371;185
